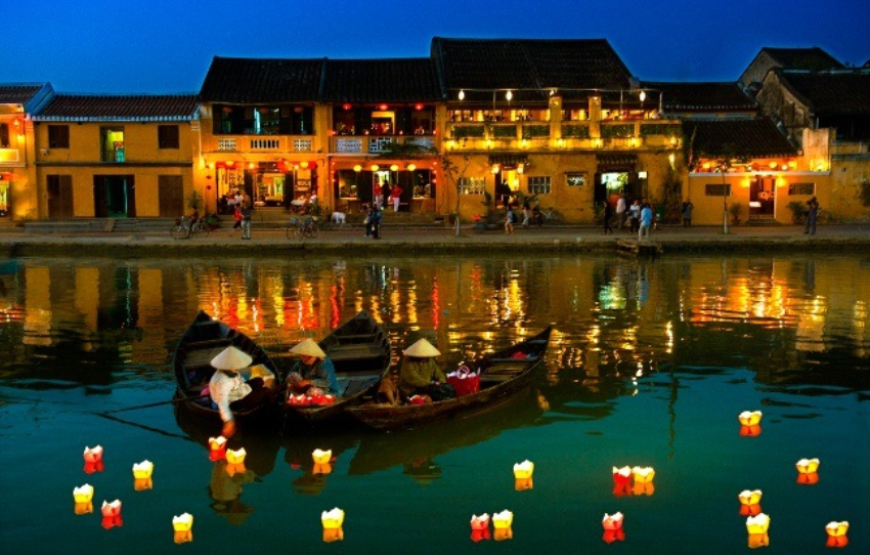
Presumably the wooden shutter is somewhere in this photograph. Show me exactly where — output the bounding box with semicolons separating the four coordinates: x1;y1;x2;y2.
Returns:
158;176;184;216
47;175;74;218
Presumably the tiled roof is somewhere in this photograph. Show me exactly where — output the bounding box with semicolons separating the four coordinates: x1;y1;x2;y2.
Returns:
0;84;47;105
684;118;796;158
780;70;870;115
322;58;441;103
762;47;844;71
199;57;324;103
432;38;633;102
33;94;199;121
641;82;756;112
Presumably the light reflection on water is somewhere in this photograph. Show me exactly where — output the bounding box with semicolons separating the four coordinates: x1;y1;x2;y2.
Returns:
0;254;868;554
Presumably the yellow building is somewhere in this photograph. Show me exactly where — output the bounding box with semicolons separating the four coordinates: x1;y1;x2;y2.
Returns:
31;94;199;218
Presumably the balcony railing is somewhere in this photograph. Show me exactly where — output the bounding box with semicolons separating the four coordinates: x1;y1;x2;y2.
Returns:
206;135;316;154
330;135;438;155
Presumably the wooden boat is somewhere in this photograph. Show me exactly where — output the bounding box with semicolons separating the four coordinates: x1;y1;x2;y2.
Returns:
346;326;552;431
173;311;282;428
283;310;392;426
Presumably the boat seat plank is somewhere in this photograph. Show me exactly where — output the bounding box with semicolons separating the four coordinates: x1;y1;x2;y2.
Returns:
335;333;379;341
484;361;531;375
184;345;232;370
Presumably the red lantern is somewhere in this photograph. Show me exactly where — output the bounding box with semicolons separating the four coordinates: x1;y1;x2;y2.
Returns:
378;104;388;111
342;103;352;111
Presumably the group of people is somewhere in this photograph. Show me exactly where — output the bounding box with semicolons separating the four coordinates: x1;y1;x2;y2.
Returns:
601;193;695;237
374;183;404;212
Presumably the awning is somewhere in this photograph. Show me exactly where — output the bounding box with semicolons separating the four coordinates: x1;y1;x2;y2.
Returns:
488;154;530;166
596;154;637;166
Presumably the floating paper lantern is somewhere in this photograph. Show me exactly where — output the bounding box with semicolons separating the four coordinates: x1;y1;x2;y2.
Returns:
173;513;194;544
746;513;770;549
84;446;105;474
796;458;820;484
101;499;123;530
226;448;247;465
492;511;513;542
825;521;849;548
612;466;632;497
513;460;534;490
631;466;656;493
74;502;93;515
738;410;763;426
470;514;491;542
225;461;246;477
602;512;625;543
312;449;332;465
313;462;332;475
321;508;345;543
740;424;763;437
134;478;153;491
73;484;94;504
494;528;513;541
738;490;763;516
132;460;154;479
208;436;227;461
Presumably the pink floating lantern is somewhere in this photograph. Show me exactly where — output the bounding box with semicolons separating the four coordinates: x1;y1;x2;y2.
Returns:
612;466;632;497
825;521;849;548
83;445;105;474
470;513;491;542
602;512;625;544
101;499;123;530
208;436;227;461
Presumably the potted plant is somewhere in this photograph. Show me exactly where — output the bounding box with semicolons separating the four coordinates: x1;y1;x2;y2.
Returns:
787;201;806;224
728;202;744;226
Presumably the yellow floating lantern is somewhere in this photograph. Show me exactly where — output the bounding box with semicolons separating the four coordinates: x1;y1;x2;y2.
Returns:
312;448;332;465
132;460;154;480
208;436;227;461
470;514;491;542
746;513;770;548
513;460;534;491
173;513;194;544
73;484;94;504
492;510;513;541
738;410;763;426
226;448;247;465
225;461;246;477
796;458;820;484
738;489;763;516
494;527;513;541
825;521;849;548
602;512;625;544
612;466;632;497
631;466;655;483
321;507;345;543
101;499;123;530
313;462;333;475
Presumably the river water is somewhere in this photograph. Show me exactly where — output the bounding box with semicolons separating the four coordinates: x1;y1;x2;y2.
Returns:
0;254;867;554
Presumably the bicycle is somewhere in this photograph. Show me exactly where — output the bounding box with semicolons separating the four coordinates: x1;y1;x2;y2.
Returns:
170;216;210;240
286;216;318;239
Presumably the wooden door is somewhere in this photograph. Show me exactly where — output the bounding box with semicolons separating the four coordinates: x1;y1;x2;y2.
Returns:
47;175;74;218
158;175;184;216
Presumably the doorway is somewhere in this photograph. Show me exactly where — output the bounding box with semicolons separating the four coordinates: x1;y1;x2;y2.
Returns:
94;175;136;218
749;176;775;218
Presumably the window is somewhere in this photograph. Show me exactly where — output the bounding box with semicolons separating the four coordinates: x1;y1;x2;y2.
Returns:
458;176;486;195
0;123;8;148
705;184;731;196
101;127;125;162
48;125;70;148
158;125;179;149
215;104;313;135
566;172;586;187
528;176;551;195
788;182;815;196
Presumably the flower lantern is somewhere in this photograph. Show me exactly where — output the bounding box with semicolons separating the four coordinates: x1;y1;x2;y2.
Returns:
172;513;194;544
73;484;94;515
226;448;246;465
312;449;332;465
101;499;123;530
612;466;632;497
208;436;227;461
132;460;154;479
513;460;534;491
746;513;770;548
74;501;93;515
825;521;849;548
321;508;345;543
470;513;491;542
313;462;332;475
738;489;763;516
602;512;625;543
492;510;513;541
134;477;153;491
739;411;763;436
83;445;105;474
796;458;820;485
631;466;655;496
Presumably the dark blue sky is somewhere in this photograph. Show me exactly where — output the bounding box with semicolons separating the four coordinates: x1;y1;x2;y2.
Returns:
4;0;869;93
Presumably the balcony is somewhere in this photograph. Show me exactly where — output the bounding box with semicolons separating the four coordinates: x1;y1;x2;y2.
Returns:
203;135;316;154
330;135;438;155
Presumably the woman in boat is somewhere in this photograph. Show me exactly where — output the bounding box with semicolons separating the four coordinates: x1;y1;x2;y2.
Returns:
209;346;273;438
286;338;340;396
399;338;453;401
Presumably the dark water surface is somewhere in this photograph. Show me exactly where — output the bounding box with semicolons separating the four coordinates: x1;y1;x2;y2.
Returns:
0;254;867;554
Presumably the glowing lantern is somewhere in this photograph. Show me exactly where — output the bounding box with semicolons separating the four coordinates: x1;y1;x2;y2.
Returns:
321;508;345;543
513;460;534;491
173;513;194;544
389;164;399;172
738;490;763;516
132;460;154;479
612;466;632;497
134;477;153;491
226;448;247;465
825;521;849;548
470;513;491;542
739;410;763;436
796;458;820;484
84;445;105;474
101;500;123;530
371;164;379;172
312;449;332;465
73;484;94;515
74;502;93;515
602;512;625;544
313;462;332;475
492;510;513;541
208;436;227;461
746;513;770;548
631;467;655;496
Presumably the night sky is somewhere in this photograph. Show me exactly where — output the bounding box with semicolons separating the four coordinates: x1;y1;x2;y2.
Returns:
4;0;869;93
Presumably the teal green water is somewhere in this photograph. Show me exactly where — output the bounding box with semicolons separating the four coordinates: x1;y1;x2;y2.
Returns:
0;254;867;554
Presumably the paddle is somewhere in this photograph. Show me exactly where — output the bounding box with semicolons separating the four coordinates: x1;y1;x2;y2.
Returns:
99;392;210;415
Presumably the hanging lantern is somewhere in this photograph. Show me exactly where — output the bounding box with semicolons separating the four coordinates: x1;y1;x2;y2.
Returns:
353;164;362;172
739;411;763;436
612;466;632;497
389;164;399;172
208;436;227;461
513;460;534;491
371;164;380;172
101;500;123;530
470;514;491;542
746;513;770;549
825;521;849;548
738;490;763;516
342;103;352;111
414;103;424;111
378;104;388;111
505;90;513;102
407;164;416;171
321;508;345;543
458;90;466;101
602;512;625;544
173;513;194;544
631;467;656;496
492;510;513;542
796;458;820;485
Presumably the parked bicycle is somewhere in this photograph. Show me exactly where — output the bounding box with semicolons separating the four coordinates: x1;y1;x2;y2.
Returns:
286;216;318;239
170;215;209;239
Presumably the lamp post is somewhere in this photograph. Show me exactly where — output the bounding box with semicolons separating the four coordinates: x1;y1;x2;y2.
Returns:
721;160;730;234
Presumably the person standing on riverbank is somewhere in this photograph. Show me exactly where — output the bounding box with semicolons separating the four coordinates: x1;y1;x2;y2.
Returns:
682;199;694;227
603;200;614;235
616;193;627;229
240;199;253;240
639;203;653;241
804;197;819;235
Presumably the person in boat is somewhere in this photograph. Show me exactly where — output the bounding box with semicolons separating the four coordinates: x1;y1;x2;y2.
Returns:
286;338;340;397
399;338;454;401
209;346;273;438
376;367;406;406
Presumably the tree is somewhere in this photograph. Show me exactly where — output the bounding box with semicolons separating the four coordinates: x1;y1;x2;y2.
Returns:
439;153;471;236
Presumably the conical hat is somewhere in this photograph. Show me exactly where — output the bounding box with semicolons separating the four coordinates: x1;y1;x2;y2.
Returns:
289;338;327;359
403;338;441;357
210;346;253;371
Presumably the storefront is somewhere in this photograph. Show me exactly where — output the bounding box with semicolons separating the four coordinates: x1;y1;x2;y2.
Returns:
333;163;435;214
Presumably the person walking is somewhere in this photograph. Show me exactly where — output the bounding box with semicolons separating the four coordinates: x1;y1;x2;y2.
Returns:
504;207;516;235
628;200;641;234
616;193;627;229
804;197;819;235
371;205;383;239
682;199;694;227
521;197;531;228
602;200;614;235
639;203;653;241
390;184;403;212
240;199;253;240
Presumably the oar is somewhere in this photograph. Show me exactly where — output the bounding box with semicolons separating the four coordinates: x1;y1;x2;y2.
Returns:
96;412;195;441
99;392;210;415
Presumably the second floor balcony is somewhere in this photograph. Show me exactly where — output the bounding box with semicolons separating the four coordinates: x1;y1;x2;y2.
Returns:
203;135;317;155
329;134;437;155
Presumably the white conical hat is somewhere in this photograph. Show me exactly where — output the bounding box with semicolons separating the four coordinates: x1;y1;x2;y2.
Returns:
403;338;441;357
289;338;327;359
210;346;253;371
